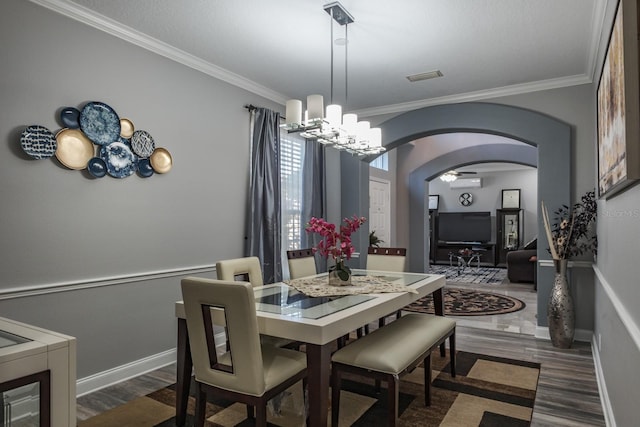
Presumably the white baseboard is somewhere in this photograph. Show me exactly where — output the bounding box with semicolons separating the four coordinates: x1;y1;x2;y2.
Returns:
76;348;176;397
534;326;592;343
592;335;616;427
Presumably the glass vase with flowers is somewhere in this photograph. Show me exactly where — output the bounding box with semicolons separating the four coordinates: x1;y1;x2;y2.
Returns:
305;215;367;286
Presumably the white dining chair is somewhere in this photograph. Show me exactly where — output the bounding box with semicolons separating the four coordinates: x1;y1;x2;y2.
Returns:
287;248;317;279
181;277;307;427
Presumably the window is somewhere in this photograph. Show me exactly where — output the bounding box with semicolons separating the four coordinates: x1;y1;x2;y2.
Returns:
370;152;388;171
280;133;305;252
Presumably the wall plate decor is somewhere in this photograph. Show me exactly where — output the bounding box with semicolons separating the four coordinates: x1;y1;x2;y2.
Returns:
60;107;80;129
501;189;521;209
99;141;137;178
119;118;135;139
20;100;172;179
459;192;473;206
20;125;57;159
87;157;107;178
79;101;121;145
131;130;155;158
55;128;95;170
150;147;173;173
137;158;154;178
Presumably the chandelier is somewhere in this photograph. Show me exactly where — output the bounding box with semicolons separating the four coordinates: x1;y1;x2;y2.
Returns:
280;2;385;156
439;171;458;182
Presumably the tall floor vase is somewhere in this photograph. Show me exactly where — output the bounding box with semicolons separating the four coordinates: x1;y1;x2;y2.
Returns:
547;259;575;348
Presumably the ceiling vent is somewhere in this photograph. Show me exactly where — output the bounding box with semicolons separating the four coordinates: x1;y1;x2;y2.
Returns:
449;178;482;189
406;70;443;82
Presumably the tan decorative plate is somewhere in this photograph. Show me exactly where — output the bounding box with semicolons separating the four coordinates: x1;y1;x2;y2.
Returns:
55;129;95;170
150;147;172;173
120;118;135;139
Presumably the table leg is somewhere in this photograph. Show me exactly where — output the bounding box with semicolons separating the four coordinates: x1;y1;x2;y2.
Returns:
176;318;192;427
305;343;332;427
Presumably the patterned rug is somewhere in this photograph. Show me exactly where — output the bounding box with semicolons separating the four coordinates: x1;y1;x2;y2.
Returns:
404;287;526;316
429;265;508;285
78;350;540;427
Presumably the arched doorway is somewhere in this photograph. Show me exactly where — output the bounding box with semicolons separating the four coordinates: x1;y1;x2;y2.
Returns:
346;101;571;328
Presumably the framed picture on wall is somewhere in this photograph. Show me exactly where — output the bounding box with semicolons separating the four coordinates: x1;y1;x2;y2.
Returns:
597;0;640;198
428;195;439;210
501;189;521;209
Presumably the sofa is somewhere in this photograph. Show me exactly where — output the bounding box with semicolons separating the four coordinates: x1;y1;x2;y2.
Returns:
506;238;537;288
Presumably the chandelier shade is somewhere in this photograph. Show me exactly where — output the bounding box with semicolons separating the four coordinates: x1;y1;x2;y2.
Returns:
281;2;385;156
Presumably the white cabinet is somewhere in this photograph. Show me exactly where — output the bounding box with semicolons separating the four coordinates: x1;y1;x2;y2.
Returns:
0;317;76;427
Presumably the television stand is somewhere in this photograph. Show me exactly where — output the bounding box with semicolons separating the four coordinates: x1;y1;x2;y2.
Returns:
433;242;496;267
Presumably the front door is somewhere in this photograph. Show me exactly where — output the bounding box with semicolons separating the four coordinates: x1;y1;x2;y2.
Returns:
369;178;391;246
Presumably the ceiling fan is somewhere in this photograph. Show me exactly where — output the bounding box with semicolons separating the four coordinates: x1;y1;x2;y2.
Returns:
439;170;477;182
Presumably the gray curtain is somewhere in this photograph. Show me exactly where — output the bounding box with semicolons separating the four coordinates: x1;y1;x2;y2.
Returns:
245;108;282;284
300;139;326;272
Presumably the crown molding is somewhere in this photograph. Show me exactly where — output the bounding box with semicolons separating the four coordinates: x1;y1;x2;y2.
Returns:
354;74;593;117
28;0;288;105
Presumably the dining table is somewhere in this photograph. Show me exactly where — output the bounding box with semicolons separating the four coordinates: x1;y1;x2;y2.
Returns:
174;269;445;427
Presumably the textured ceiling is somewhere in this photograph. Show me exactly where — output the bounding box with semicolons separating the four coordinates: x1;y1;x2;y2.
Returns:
48;0;604;116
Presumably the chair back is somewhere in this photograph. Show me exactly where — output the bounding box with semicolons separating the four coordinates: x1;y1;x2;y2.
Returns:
287;249;317;279
181;277;266;396
366;247;407;272
216;256;264;287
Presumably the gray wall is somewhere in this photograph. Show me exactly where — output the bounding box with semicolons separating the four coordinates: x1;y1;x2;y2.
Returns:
429;167;538;244
0;0;280;379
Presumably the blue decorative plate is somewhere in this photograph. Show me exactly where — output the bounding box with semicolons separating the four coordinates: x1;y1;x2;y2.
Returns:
79;101;121;146
99;141;137;178
60;107;80;129
20;125;57;159
87;157;107;178
131;130;155;158
138;158;154;178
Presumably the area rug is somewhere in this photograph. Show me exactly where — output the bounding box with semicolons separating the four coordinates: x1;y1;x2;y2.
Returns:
429;265;507;285
78;350;540;427
403;287;526;316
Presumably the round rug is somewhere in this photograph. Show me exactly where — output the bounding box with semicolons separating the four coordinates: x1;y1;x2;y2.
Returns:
404;287;526;316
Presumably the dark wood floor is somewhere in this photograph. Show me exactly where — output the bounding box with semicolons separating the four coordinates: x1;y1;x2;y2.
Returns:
76;325;605;426
77;276;605;426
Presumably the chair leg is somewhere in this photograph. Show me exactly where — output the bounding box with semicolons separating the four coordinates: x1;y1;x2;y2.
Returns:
449;332;456;377
424;354;432;406
379;317;386;328
388;375;399;427
395;309;402;320
439;342;446;357
194;382;206;427
331;368;341;426
255;403;268;427
246;404;254;419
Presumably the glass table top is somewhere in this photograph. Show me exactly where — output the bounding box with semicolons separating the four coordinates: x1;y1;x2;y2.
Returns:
255;270;431;319
0;329;31;349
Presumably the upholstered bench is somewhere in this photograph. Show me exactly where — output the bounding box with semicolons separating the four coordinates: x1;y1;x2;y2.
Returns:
330;313;456;426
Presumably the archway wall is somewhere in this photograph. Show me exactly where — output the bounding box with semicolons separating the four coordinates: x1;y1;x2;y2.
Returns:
410;143;538;269
375;102;571;328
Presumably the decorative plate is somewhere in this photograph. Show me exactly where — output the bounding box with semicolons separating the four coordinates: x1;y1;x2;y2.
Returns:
137;158;154;178
120;118;135;139
60;107;81;129
55;128;95;170
20;125;57;159
131;130;155;158
87;157;107;178
79;101;121;145
459;192;473;206
99;141;137;178
149;147;172;173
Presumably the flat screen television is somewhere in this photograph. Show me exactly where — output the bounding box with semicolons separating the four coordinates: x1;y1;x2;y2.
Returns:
437;212;492;243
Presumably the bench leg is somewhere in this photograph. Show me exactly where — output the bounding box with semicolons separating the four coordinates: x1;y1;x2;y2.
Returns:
388;375;399;427
424;353;432;406
331;367;341;426
449;331;456;377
